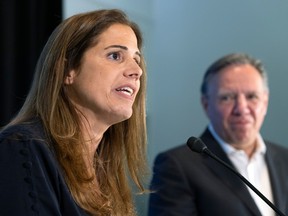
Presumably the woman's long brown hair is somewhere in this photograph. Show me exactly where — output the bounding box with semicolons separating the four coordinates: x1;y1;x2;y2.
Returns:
7;9;148;215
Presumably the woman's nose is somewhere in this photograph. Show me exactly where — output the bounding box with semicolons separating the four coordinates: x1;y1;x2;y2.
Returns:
124;59;143;79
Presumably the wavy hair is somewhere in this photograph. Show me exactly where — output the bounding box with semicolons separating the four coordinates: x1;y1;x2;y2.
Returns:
7;9;148;215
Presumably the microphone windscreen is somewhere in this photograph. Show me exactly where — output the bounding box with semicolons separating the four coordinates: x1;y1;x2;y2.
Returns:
186;137;207;153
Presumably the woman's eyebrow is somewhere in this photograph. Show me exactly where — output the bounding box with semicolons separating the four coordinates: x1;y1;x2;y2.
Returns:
104;45;141;57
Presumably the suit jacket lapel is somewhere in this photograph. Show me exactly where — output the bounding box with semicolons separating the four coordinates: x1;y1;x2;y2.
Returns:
200;129;262;216
265;143;287;213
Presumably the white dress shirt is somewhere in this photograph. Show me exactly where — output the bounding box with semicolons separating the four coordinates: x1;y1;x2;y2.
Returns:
208;124;275;216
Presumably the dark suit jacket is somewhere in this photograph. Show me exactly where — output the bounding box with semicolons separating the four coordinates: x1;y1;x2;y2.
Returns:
148;129;288;216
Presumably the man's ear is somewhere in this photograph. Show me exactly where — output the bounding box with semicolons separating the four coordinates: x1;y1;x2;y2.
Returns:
201;95;211;119
201;95;208;112
263;90;269;116
64;70;76;85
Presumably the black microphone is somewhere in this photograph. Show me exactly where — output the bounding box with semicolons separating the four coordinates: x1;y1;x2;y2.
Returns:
186;136;286;216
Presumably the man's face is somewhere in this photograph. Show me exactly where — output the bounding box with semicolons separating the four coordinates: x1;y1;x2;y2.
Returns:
202;64;269;149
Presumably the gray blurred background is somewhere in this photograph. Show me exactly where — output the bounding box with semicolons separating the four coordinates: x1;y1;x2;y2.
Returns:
64;0;288;215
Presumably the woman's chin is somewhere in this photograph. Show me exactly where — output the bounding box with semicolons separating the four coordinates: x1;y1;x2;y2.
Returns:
110;110;133;124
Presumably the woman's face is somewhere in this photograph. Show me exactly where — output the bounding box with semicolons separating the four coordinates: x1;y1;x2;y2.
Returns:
65;23;142;126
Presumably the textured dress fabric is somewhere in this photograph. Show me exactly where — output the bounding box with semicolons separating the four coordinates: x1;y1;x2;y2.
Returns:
0;119;88;216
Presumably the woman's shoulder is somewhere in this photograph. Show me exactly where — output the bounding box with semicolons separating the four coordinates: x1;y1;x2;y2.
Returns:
0;118;46;141
0;119;85;215
0;118;60;189
0;118;55;162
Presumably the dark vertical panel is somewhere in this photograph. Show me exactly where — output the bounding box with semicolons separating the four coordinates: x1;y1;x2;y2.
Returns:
0;0;62;126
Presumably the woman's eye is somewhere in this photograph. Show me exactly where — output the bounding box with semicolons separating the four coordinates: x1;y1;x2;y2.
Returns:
134;58;141;66
108;52;121;61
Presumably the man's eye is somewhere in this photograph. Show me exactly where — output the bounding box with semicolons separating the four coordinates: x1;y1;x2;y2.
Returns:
219;95;233;101
246;93;259;100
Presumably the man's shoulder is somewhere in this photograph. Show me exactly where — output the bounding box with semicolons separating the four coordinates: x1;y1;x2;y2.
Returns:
155;143;201;163
160;143;188;154
265;140;288;155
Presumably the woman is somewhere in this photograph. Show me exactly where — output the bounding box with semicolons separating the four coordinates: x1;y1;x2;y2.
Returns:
0;9;148;216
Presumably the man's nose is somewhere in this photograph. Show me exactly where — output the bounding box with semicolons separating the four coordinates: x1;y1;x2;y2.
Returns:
233;94;249;115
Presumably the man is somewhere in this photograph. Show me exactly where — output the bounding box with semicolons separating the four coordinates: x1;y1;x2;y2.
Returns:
148;53;288;216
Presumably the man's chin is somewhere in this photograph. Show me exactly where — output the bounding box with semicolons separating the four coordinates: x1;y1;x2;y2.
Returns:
231;135;254;145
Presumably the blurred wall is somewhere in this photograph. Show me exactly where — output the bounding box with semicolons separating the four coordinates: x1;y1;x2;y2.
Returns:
64;0;288;215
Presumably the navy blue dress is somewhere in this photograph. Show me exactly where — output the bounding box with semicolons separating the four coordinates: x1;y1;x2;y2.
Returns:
0;119;88;216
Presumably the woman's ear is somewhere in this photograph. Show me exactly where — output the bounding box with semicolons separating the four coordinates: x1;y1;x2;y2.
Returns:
64;70;76;85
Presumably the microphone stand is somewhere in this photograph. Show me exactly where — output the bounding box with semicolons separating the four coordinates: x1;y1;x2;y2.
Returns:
203;148;286;216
